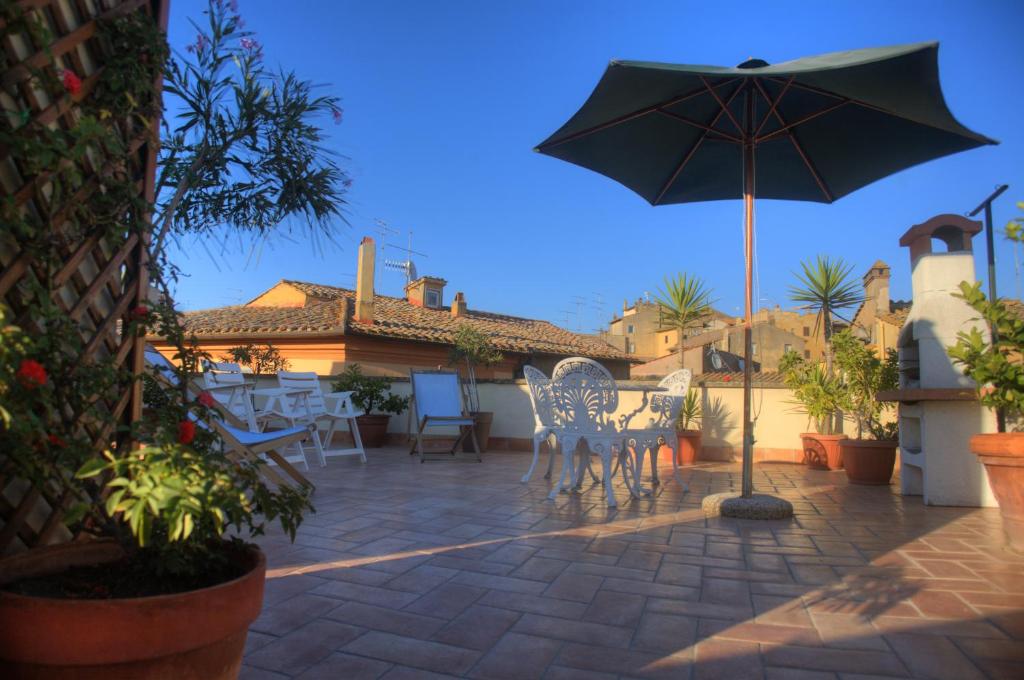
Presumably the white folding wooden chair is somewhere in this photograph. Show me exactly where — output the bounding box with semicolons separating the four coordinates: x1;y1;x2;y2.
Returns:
202;360;264;431
277;371;366;464
408;369;480;463
521;365;561;483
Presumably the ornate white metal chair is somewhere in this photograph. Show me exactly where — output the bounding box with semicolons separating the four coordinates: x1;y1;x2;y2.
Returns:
277;371;366;464
620;369;691;493
549;357;623;507
408;369;480;463
202;360;265;431
521;365;561;483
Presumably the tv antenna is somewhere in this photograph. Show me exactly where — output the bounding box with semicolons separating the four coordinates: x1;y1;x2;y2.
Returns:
384;230;429;286
558;309;573;328
373;219;399;290
571;295;587;331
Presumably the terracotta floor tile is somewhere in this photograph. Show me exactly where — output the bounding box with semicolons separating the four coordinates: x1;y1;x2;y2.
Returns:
478;589;588;620
326;601;446;639
693;638;761;680
404;582;487;620
543;572;604;603
293;651;394;680
884;632;987;680
432;604;522;650
632;611;699;653
583;589;647;628
245;619;365;675
467;632;562;679
555;641;692;679
513;612;633;649
761;644;907;676
510;556;570;582
343;631;481;675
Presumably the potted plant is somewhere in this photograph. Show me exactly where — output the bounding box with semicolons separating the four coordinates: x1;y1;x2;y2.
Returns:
780;350;849;469
832;330;900;484
0;1;349;676
221;343;290;378
331;364;410;447
948;277;1024;552
449;325;504;452
676;388;703;465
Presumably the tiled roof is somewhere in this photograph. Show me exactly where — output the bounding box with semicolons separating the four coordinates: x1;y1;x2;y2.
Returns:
180;300;347;335
179;280;629;361
696;371;787;386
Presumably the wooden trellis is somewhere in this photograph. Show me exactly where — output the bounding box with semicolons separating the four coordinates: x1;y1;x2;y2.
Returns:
0;0;168;555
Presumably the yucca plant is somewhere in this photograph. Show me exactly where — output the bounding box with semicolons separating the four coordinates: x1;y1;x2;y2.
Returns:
655;274;713;368
678;388;702;431
788;255;863;373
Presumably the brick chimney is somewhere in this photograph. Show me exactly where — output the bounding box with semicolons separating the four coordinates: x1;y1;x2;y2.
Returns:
355;236;375;324
451;291;467;318
862;260;891;315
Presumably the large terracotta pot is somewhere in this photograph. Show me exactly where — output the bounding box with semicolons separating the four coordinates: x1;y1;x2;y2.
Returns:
463;411;493;453
840;439;897;485
970;433;1024;553
676;430;702;465
0;540;265;679
356;414;391;448
801;433;847;470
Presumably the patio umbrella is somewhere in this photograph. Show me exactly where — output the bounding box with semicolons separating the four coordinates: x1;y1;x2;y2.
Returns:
535;42;995;499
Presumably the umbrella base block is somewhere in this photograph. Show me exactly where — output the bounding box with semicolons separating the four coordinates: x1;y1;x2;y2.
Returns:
701;492;794;520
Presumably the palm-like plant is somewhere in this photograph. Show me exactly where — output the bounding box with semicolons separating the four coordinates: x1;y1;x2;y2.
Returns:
788;256;862;372
655;274;713;368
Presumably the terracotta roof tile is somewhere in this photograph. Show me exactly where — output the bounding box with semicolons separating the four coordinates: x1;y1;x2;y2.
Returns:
177;280;629;361
696;371;786;386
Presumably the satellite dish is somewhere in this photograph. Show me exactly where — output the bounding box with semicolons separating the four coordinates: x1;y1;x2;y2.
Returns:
709;347;723;370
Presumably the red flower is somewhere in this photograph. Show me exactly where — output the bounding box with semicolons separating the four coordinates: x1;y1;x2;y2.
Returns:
722;375;733;383
177;420;196;445
130;305;149;320
48;434;66;448
61;69;82;96
17;359;47;389
197;391;216;407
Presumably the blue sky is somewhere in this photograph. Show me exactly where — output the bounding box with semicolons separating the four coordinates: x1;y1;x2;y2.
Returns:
166;0;1024;332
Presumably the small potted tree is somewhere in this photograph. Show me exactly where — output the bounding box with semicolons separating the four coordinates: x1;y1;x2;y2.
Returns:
832;331;900;484
780;350;849;469
676;389;703;465
221;343;290;378
331;364;410;448
449;325;503;452
948;279;1024;552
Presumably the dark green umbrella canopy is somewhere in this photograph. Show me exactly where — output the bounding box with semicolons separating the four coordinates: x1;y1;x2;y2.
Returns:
535;42;996;205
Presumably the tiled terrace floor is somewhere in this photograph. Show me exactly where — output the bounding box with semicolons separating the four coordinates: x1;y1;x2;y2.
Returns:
242;447;1024;680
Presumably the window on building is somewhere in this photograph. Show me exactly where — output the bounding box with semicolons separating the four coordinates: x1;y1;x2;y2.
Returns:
802;326;810;337
804;350;811;359
425;288;441;308
664;336;669;343
627;324;634;334
784;343;792;354
752;342;758;355
627;340;635;353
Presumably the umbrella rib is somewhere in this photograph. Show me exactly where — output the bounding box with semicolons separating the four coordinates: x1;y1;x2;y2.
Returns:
753;76;795;137
752;79;834;202
754;100;849;144
653;82;746;205
654;110;742;143
536;77;740;150
700;76;743;134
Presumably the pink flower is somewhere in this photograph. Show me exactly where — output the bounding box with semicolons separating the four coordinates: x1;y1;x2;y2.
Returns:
17;359;47;389
197;391;216;408
332;107;343;125
130;305;149;320
61;70;82;96
177;420;196;445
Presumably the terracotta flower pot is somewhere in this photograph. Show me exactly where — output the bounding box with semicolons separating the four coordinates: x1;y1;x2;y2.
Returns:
0;540;265;679
356;413;391;448
676;430;702;465
970;432;1024;553
463;411;493;453
839;439;897;485
801;433;847;470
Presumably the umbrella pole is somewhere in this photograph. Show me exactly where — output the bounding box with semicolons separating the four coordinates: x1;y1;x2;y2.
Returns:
741;87;755;498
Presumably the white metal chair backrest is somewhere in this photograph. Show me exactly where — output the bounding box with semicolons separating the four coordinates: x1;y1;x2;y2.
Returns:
651;368;691;427
202;361;248;389
277;371;328;416
523;365;558;428
550;357;619;435
411;370;464;419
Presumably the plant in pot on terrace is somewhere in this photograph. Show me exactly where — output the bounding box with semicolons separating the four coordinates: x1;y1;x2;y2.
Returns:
831;330;900;484
331;364;410;448
221;343;290;378
948;271;1024;552
675;388;703;466
449;325;504;452
779;349;850;470
0;1;350;677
